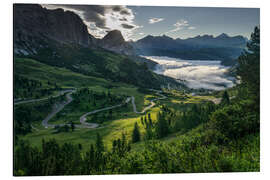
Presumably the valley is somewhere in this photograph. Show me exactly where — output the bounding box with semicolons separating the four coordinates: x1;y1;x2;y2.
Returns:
13;4;260;176
14;56;214;150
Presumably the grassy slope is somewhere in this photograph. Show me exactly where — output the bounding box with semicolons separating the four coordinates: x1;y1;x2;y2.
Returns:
14;58;149;110
19;88;211;152
24;40;179;89
21;106;161;151
15;57;160;150
15;58;108;88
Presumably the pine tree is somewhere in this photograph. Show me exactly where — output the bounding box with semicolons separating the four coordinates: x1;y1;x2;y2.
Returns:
237;26;260;109
140;116;144;125
148;113;153;127
156;112;169;138
221;90;230;105
70;121;75;132
132;122;141;143
64;124;69;132
95;133;104;152
144;116;148;127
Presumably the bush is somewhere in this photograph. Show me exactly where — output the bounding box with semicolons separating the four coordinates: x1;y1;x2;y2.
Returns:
209;100;259;140
218;157;234;172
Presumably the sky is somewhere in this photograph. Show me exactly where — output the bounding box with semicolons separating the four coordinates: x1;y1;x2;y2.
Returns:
42;4;259;41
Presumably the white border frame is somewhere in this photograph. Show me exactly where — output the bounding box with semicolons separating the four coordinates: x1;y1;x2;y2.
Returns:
1;0;269;179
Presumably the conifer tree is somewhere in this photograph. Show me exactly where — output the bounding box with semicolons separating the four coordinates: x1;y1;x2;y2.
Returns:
237;26;260;110
221;90;230;105
95;133;104;152
70;121;75;132
156;112;169;138
140;116;144;125
132;122;141;143
148;113;153;127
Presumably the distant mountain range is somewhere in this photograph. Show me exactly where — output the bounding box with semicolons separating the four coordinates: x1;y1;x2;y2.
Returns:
131;34;247;65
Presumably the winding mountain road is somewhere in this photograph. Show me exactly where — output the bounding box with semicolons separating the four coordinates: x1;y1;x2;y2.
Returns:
78;97;132;128
38;89;167;129
42;90;75;128
131;90;167;114
19;87;231;130
14;89;74;106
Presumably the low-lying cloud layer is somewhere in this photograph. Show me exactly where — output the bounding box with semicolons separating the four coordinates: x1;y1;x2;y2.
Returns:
144;56;234;90
42;4;141;40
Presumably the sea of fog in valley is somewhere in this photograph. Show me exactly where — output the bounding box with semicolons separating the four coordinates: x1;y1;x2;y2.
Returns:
143;56;235;91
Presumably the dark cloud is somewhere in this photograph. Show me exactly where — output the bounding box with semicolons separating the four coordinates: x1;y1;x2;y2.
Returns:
43;4;130;29
112;5;131;15
63;5;108;28
121;23;135;29
120;9;131;15
112;6;121;12
42;4;138;39
119;17;128;21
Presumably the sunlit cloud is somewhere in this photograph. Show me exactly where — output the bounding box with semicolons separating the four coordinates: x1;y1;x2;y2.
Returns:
149;18;164;24
188;26;196;30
165;19;196;34
168;19;189;33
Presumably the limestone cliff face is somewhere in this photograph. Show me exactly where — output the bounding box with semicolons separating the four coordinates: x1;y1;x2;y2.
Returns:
14;4;92;55
14;4;134;56
99;30;134;56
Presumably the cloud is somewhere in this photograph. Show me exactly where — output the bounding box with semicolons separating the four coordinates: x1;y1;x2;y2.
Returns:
149;18;164;24
139;32;145;35
188;26;196;30
144;56;234;90
165;19;196;34
42;4;141;40
119;17;128;21
169;19;189;32
121;23;135;29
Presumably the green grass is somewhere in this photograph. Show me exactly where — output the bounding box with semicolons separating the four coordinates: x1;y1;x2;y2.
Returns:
19;87;215;151
20;106;161;152
14;57;150;111
14;59;217;154
15;58;109;88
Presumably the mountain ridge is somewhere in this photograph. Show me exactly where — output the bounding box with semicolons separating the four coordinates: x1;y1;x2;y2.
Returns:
132;33;247;64
14;4;134;56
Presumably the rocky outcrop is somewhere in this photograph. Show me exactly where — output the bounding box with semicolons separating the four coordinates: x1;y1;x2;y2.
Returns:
14;4;135;56
14;4;92;55
98;30;134;56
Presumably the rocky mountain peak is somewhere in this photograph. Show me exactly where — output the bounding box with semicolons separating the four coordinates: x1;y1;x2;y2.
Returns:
99;30;134;55
14;4;92;55
102;30;125;44
216;33;229;39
